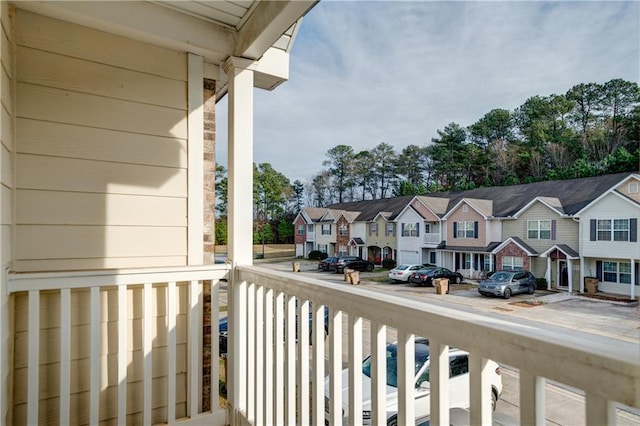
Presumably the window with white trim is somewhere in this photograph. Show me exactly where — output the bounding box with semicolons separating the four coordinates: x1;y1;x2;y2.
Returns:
597;219;629;241
307;224;314;233
527;220;551;240
297;225;305;235
603;261;631;284
338;224;347;236
338;245;347;256
321;224;332;235
402;222;418;237
456;221;474;238
464;253;472;269
386;223;394;237
317;244;328;254
502;256;523;271
629;182;639;194
425;223;431;233
370;223;378;235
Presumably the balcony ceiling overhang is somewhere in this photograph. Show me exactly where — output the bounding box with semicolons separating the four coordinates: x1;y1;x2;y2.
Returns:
12;0;317;97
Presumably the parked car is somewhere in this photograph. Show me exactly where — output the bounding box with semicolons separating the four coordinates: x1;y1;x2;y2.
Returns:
334;256;375;273
409;267;463;287
318;256;339;271
324;337;502;425
388;264;426;282
218;303;330;356
478;270;536;299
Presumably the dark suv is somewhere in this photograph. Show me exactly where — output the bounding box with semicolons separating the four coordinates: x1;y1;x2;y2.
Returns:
334;256;375;273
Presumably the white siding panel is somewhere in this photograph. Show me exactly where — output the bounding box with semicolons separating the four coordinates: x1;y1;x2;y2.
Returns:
17;119;187;168
1;24;12;78
1;185;11;225
17;155;187;197
15;256;187;272
1;224;10;262
1;66;11;115
15;9;187;81
17;191;187;226
16;225;186;259
16;47;187;109
1;106;13;152
16;83;188;139
0;144;11;188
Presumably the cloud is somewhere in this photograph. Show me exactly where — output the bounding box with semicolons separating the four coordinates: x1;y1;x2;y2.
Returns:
216;1;639;182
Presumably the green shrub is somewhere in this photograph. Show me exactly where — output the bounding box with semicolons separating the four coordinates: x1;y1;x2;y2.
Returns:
382;258;397;269
308;250;327;260
536;277;547;290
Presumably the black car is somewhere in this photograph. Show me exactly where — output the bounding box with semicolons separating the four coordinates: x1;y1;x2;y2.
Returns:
334;256;375;273
218;304;330;356
409;267;463;287
318;256;338;271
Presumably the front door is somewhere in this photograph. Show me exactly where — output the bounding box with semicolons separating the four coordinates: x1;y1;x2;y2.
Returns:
558;260;569;289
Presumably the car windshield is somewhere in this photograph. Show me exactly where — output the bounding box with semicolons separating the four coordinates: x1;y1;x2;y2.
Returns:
362;341;430;388
417;267;435;274
490;272;513;282
396;265;410;270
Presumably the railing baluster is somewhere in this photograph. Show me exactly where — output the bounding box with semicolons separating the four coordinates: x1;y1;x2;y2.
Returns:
274;291;285;424
348;315;363;426
586;393;616;425
285;294;296;424
27;290;39;426
469;353;492;425
397;330;414;426
329;307;343;425
167;281;177;424
211;279;220;413
312;302;325;426
371;321;386;426
143;283;153;426
254;285;264;425
520;370;545;425
60;288;71;426
188;280;200;418
90;287;100;425
429;339;449;426
246;281;256;422
297;299;310;426
264;287;274;424
118;285;128;424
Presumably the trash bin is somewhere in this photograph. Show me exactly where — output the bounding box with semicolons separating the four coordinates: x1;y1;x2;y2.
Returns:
292;262;300;272
349;271;360;285
344;268;354;282
584;277;598;294
435;278;449;295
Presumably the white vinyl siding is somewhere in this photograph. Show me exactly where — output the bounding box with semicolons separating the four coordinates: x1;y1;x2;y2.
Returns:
13;10;188;271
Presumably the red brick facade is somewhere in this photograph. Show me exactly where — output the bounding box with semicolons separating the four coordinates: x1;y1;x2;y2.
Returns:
294;216;307;246
336;217;350;254
495;242;531;271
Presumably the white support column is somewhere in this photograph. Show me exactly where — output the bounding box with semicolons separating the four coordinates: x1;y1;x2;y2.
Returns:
631;259;636;299
567;259;573;294
223;56;255;424
187;53;204;265
224;56;256;267
580;256;585;293
546;257;552;290
429;339;449;426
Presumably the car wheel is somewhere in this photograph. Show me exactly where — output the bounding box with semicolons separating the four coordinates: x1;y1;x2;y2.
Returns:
528;284;535;295
367;264;374;272
387;415;398;426
503;288;512;299
454;275;461;284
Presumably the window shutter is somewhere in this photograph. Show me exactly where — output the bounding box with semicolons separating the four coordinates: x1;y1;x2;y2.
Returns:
401;223;405;236
551;220;556;240
635;262;639;286
474;221;479;239
590;219;596;241
596;261;602;280
376;224;379;236
630;218;637;242
453;222;458;238
416;222;420;237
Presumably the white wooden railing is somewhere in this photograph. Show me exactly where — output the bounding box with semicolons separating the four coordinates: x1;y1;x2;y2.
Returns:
424;232;441;244
230;265;640;426
7;265;230;426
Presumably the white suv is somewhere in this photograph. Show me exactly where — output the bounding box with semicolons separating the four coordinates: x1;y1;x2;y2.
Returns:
324;337;503;425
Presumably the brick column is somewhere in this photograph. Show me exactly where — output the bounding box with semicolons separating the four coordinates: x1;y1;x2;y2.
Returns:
202;78;216;411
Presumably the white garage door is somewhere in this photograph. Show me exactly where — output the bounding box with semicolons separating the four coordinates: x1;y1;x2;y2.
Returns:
400;250;419;265
296;244;304;257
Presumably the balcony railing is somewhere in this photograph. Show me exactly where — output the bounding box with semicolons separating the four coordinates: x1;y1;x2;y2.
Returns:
7;264;640;426
424;232;441;244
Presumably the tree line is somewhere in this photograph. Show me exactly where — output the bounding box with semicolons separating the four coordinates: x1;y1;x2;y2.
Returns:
215;78;639;244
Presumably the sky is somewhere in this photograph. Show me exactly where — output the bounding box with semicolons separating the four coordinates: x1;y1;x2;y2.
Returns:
215;0;640;183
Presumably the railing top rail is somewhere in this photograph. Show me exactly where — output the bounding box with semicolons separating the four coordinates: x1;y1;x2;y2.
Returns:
7;264;230;293
237;265;640;408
